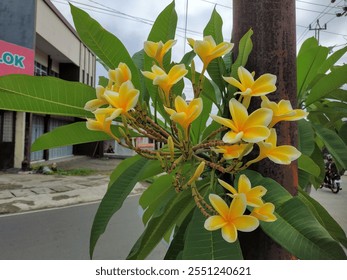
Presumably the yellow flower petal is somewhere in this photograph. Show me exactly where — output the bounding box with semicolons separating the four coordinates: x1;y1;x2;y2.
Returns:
247;186;267;207
245;108;273;128
238;66;254;89
218;179;238;195
228;193;247;219
243;126;271;143
174;96;188;112
267;146;301;164
167;64;188;85
251;73;277;96
223;76;245;91
204;215;228;230
209;194;229;219
221;223;238;243
232;216;259;232
84;99;107;111
210;115;237;131
222;131;244;144
251;203;277;222
229;98;249;129
237;174;252;194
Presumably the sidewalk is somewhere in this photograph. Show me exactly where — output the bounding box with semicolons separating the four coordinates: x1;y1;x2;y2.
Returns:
0;156;147;215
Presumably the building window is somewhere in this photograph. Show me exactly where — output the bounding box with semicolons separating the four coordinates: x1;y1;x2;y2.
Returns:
34;61;47;76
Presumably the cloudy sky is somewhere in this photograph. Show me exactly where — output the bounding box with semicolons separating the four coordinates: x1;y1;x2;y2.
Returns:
51;0;347;77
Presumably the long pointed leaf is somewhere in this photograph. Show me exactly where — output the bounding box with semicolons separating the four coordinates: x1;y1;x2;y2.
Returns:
70;4;141;89
0;75;94;117
261;197;346;259
90;156;159;258
182;208;243;260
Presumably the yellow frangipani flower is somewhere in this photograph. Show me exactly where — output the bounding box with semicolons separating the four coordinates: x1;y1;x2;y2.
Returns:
86;110;112;134
144;40;176;66
84;85;108;112
248;128;301;165
218;175;267;207
213;143;253;160
223;66;276;107
108;62;132;91
102;80;139;121
204;193;259;243
210;98;273;144
261;96;308;127
187;35;234;68
251;202;277;222
164;96;203;130
142;64;188;102
187;161;205;185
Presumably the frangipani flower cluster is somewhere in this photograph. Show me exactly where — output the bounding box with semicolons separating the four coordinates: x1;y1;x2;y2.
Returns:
84;32;308;244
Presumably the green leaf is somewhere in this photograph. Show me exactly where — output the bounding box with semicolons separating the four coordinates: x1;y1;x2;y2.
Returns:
182;207;243;260
327;89;347;103
297;39;329;101
339;122;347;146
70;4;141;90
190;94;213;144
318;45;347;74
240;170;292;206
298;154;321;177
203;8;223;44
32;122;107;152
203;8;227;91
31;122;140;152
314;124;347;169
261;197;347;259
231;29;253;79
0;75;94;118
164;212;193;260
90;156;157;258
139;175;176;225
298;119;315;156
298;189;347;248
127;188;196;260
306;64;347;106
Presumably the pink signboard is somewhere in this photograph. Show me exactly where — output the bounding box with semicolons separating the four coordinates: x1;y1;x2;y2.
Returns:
0;39;34;76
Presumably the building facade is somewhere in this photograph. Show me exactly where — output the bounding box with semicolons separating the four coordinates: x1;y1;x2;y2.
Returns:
0;0;97;170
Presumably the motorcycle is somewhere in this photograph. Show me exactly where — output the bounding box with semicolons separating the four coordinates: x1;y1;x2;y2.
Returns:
320;173;342;194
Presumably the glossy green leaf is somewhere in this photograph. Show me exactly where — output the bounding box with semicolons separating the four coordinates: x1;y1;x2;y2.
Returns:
261;197;347;259
314;124;347;169
139;175;176;225
70;4;141;90
240;170;292;206
298;189;347;248
182;207;243;260
127;188;195;260
31;122;141;152
306;64;347;106
339;122;347;145
318;45;347;74
298;154;321;177
0;75;94;118
327;89;347;103
298;119;315;156
231;29;253;79
190;94;213;144
90;156;159;258
297;40;329;101
164;212;193;260
204;8;227;91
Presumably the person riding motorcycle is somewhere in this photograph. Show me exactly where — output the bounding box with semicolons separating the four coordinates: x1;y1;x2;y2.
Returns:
324;155;340;185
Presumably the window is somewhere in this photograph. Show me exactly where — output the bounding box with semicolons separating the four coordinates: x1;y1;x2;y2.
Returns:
34;61;47;76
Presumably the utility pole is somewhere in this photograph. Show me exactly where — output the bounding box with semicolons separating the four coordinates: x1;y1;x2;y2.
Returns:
309;20;327;44
232;0;297;259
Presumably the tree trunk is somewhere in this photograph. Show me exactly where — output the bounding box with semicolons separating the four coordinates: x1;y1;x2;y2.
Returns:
232;0;298;259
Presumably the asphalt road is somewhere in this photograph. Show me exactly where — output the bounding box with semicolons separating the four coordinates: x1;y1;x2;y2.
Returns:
0;195;166;260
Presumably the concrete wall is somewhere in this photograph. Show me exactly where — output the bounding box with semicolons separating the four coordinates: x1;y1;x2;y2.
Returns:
0;0;36;49
36;0;80;65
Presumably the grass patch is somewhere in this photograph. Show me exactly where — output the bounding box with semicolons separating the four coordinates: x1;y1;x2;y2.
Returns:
55;168;96;176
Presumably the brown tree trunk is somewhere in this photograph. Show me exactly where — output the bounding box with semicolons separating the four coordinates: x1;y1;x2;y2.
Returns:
232;0;298;259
